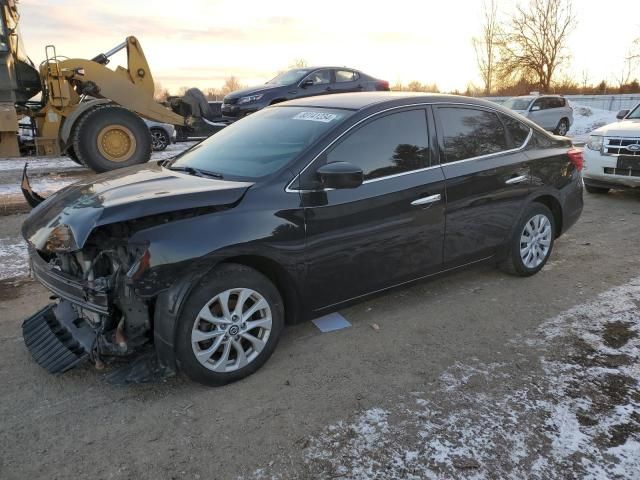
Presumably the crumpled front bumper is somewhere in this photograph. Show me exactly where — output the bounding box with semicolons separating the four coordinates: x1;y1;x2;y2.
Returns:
22;301;97;374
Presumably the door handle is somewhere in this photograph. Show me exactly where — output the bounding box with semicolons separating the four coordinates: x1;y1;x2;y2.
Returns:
411;194;441;206
505;175;528;185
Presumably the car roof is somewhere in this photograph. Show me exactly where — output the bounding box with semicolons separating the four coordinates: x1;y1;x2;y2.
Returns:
510;94;562;99
275;92;500;111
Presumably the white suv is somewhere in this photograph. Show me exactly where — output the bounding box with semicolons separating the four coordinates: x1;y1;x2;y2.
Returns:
503;95;573;135
583;103;640;193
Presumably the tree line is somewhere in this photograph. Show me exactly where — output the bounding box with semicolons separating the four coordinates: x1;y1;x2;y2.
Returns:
471;0;640;96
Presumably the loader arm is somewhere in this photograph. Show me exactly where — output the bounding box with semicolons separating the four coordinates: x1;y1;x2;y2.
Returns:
51;37;186;127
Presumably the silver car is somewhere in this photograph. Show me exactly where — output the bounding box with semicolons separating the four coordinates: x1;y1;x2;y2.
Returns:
503;95;573;136
144;119;175;151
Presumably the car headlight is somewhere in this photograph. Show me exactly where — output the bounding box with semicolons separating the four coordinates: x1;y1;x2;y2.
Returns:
238;94;263;105
586;135;603;151
44;224;79;253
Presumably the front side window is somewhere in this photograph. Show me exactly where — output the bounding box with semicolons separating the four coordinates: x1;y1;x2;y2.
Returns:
439;107;508;163
335;70;359;83
171;107;352;180
532;98;549;110
306;70;331;85
326;110;429;181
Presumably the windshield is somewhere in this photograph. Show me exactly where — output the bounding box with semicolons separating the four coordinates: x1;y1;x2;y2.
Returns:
170;107;352;180
503;98;533;111
266;69;311;86
627;104;640;119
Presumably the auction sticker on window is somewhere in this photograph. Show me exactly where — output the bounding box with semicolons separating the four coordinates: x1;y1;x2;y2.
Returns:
293;112;339;123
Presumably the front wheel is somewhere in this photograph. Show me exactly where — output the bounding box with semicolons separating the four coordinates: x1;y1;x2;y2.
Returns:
150;127;170;151
175;264;284;386
500;203;556;277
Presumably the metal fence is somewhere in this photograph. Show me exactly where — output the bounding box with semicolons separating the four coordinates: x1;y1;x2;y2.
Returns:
483;94;640;112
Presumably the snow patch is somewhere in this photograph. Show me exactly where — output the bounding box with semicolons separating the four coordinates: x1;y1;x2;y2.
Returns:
567;103;617;144
0;237;29;280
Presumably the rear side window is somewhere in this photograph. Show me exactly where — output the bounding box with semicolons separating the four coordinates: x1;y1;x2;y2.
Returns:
336;70;359;82
326;110;429;181
500;114;531;148
438;107;508;163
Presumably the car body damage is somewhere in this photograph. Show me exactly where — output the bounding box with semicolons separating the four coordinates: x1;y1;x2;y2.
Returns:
21;160;257;377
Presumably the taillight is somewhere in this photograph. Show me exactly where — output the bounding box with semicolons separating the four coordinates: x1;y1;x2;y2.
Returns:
378;80;390;91
567;148;583;171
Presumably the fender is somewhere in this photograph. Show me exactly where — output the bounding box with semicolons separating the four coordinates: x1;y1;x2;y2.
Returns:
59;99;112;144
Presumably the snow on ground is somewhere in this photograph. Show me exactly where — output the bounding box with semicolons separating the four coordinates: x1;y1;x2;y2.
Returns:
0;237;28;281
568;103;617;145
253;277;640;479
0;142;195;198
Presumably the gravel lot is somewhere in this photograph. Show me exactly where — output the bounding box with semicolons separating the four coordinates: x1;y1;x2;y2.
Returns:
0;186;639;479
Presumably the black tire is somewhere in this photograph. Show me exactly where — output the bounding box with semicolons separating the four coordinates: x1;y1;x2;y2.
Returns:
66;146;83;165
175;263;284;386
499;203;556;277
150;127;170;151
72;104;152;173
554;118;569;136
584;184;610;194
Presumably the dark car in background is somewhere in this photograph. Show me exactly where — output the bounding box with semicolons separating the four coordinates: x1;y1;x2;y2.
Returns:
21;93;583;386
221;66;389;118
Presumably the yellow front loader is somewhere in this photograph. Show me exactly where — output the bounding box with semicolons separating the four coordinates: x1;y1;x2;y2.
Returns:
1;0;195;172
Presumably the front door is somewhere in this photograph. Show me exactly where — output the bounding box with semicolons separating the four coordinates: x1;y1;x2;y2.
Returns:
434;105;533;267
299;108;446;311
296;69;334;99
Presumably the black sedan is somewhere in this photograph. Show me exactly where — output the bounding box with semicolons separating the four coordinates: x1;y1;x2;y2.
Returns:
221;66;389;118
21;93;583;386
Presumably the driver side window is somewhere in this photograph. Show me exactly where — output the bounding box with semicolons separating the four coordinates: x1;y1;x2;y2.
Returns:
307;70;331;85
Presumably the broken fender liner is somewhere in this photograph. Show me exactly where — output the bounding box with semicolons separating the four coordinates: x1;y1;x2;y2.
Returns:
20;163;46;208
22;302;95;374
103;350;175;385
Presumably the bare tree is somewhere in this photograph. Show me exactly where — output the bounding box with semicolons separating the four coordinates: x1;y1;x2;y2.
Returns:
153;81;170;102
472;0;500;95
497;0;576;92
221;76;244;96
289;58;308;68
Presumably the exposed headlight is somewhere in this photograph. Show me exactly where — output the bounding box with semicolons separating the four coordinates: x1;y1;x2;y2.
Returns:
238;94;263;105
44;224;79;253
586;135;603;151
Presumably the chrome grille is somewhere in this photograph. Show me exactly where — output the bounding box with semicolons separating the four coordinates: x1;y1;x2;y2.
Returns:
603;137;640;156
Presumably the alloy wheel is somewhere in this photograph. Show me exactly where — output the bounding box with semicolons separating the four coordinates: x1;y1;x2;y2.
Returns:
151;130;168;150
191;288;272;372
520;214;552;269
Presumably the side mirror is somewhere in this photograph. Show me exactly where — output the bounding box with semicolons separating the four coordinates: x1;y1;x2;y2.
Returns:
616;109;629;120
316;162;363;189
300;79;314;88
530;105;541;112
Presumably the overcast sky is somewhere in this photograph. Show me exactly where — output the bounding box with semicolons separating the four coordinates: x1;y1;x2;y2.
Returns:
18;0;640;93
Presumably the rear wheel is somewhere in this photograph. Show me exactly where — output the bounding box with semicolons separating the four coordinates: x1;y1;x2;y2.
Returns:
500;203;555;277
175;264;284;386
150;127;170;151
584;184;610;194
72;104;151;172
554;118;569;136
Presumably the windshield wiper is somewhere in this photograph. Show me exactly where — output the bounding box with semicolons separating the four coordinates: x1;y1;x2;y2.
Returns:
168;165;224;179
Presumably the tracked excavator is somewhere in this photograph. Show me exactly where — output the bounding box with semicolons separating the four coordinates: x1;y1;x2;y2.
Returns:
0;0;224;172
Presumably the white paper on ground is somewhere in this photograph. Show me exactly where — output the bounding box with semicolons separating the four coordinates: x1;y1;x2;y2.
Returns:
311;313;352;332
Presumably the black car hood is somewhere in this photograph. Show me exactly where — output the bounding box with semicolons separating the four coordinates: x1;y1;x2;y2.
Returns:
224;84;284;100
22;162;253;251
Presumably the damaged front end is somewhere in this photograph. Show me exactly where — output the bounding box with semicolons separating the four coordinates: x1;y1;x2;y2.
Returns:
23;224;156;377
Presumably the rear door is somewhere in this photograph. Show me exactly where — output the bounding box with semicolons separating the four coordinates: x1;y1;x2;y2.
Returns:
434;105;533;266
332;69;364;93
299;107;446;310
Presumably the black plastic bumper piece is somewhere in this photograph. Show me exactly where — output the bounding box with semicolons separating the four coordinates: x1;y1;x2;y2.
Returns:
22;301;96;374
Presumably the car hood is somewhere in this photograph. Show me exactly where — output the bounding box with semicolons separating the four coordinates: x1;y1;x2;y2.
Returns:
591;119;640;137
22;162;253;251
224;84;284;101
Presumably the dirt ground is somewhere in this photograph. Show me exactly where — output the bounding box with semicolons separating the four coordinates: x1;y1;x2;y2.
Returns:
1;189;639;479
